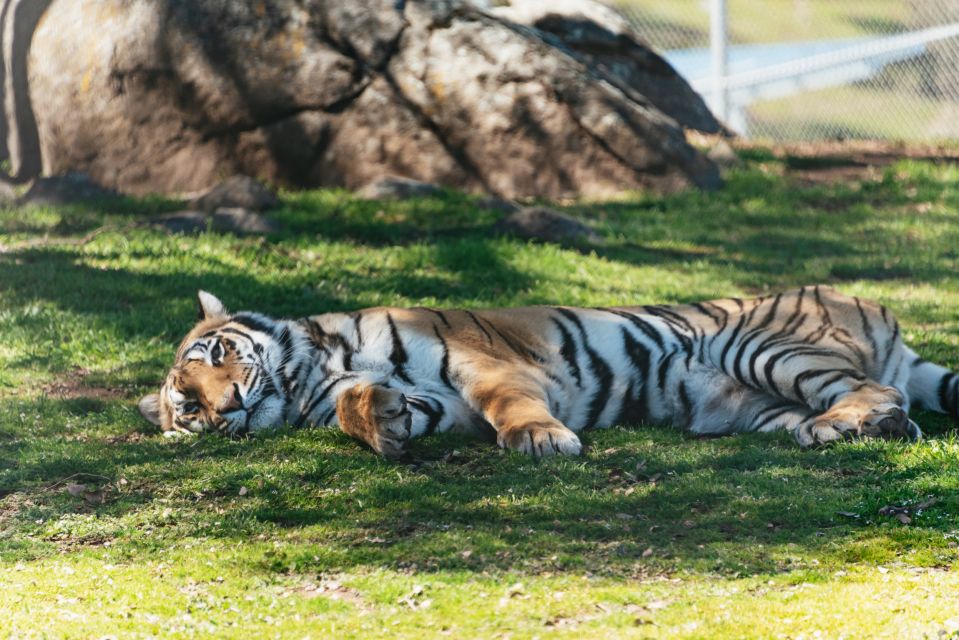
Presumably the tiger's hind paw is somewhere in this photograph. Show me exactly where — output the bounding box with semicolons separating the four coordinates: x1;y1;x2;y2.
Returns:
795;402;920;447
370;388;413;459
497;421;582;457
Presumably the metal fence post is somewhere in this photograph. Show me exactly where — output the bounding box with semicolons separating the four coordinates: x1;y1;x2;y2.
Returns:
710;0;728;125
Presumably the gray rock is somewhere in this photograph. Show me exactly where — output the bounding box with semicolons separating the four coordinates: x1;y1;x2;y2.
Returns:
707;139;744;170
211;207;280;234
358;176;444;200
491;0;724;134
18;172;120;206
189;175;280;212
150;208;279;235
495;206;600;244
15;0;720;198
149;211;209;234
0;179;17;205
476;196;521;214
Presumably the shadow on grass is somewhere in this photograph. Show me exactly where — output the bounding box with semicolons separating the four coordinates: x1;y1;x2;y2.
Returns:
3;386;957;578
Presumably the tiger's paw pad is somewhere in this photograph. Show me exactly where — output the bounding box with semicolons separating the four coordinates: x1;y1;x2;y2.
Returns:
797;403;919;447
860;403;916;440
796;417;856;447
370;388;412;459
497;422;582;457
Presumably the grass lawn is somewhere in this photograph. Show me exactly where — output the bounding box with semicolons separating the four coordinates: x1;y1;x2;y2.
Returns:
747;85;959;143
2;150;959;638
614;0;912;49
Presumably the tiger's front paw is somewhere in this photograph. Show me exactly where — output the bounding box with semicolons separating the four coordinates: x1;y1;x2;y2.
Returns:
337;384;412;459
497;421;582;457
369;387;413;459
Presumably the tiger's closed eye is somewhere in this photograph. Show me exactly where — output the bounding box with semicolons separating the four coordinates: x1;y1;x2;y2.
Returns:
210;340;224;365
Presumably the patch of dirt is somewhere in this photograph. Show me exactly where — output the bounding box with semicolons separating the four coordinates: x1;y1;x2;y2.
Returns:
104;431;152;444
718;137;959;187
42;367;127;400
279;576;371;610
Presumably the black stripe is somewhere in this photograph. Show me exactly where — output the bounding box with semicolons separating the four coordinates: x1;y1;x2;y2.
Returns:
421;308;452;328
731;294;784;383
719;314;747;372
557;308;614;429
938;372;956;415
320;407;337;426
761;344;822;396
879;320;900;378
386;313;414;384
408;397;444;435
702;301;730;330
678;381;694;426
353;312;364;348
810;370;848;395
489;321;544;362
692;302;723;327
643;306;694;353
752;404;799;430
657;351;674;391
232;313;276;336
617;327;651;424
854;297;879;360
218;326;258;344
465;311;494;345
296;373;357;427
598;308;666;351
813;286;833;325
551;317;583;387
792;368;863;405
432;325;456;390
830;328;868;370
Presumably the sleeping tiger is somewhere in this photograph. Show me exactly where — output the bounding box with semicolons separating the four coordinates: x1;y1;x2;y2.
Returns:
139;286;954;458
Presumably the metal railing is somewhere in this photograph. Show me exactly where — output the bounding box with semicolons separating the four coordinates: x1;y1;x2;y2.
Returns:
614;0;959;142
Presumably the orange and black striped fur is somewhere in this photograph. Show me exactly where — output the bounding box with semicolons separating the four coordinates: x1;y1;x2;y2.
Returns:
141;286;954;458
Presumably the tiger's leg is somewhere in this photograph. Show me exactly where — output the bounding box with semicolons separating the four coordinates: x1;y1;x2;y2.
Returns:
461;371;581;457
708;334;919;446
794;382;921;446
336;383;413;458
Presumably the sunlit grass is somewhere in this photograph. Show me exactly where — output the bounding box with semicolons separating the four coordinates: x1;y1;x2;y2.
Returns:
2;153;959;638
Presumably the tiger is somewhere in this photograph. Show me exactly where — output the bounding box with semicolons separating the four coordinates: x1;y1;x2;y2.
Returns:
138;286;956;458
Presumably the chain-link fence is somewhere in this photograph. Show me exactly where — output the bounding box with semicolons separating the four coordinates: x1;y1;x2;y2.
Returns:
612;0;959;142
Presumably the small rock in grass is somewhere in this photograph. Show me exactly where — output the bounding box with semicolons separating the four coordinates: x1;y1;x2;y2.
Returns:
149;208;279;235
148;211;208;234
707;139;743;170
211;207;280;234
189;175;279;212
357;176;443;200
494;206;600;245
19;172;121;206
476;196;521;214
0;178;16;205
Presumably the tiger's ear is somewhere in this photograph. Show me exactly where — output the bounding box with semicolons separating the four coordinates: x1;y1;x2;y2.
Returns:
196;290;227;321
138;393;163;426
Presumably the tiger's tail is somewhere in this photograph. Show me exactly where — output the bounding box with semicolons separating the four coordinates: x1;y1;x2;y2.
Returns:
905;347;959;419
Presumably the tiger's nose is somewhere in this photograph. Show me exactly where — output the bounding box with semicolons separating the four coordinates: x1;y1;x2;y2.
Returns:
221;383;244;412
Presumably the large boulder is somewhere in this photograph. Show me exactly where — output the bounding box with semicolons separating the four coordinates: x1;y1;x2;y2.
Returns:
7;0;721;199
491;0;724;135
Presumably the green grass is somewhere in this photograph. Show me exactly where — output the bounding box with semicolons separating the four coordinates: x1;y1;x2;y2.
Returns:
615;0;911;49
748;85;959;142
3;152;959;638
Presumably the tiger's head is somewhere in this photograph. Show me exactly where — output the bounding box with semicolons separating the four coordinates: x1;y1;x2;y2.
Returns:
138;291;288;436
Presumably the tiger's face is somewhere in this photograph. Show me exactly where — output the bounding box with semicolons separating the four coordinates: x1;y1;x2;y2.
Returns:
139;291;285;435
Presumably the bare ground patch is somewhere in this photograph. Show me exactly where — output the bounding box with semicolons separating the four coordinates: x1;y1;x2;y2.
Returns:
42;367;128;401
